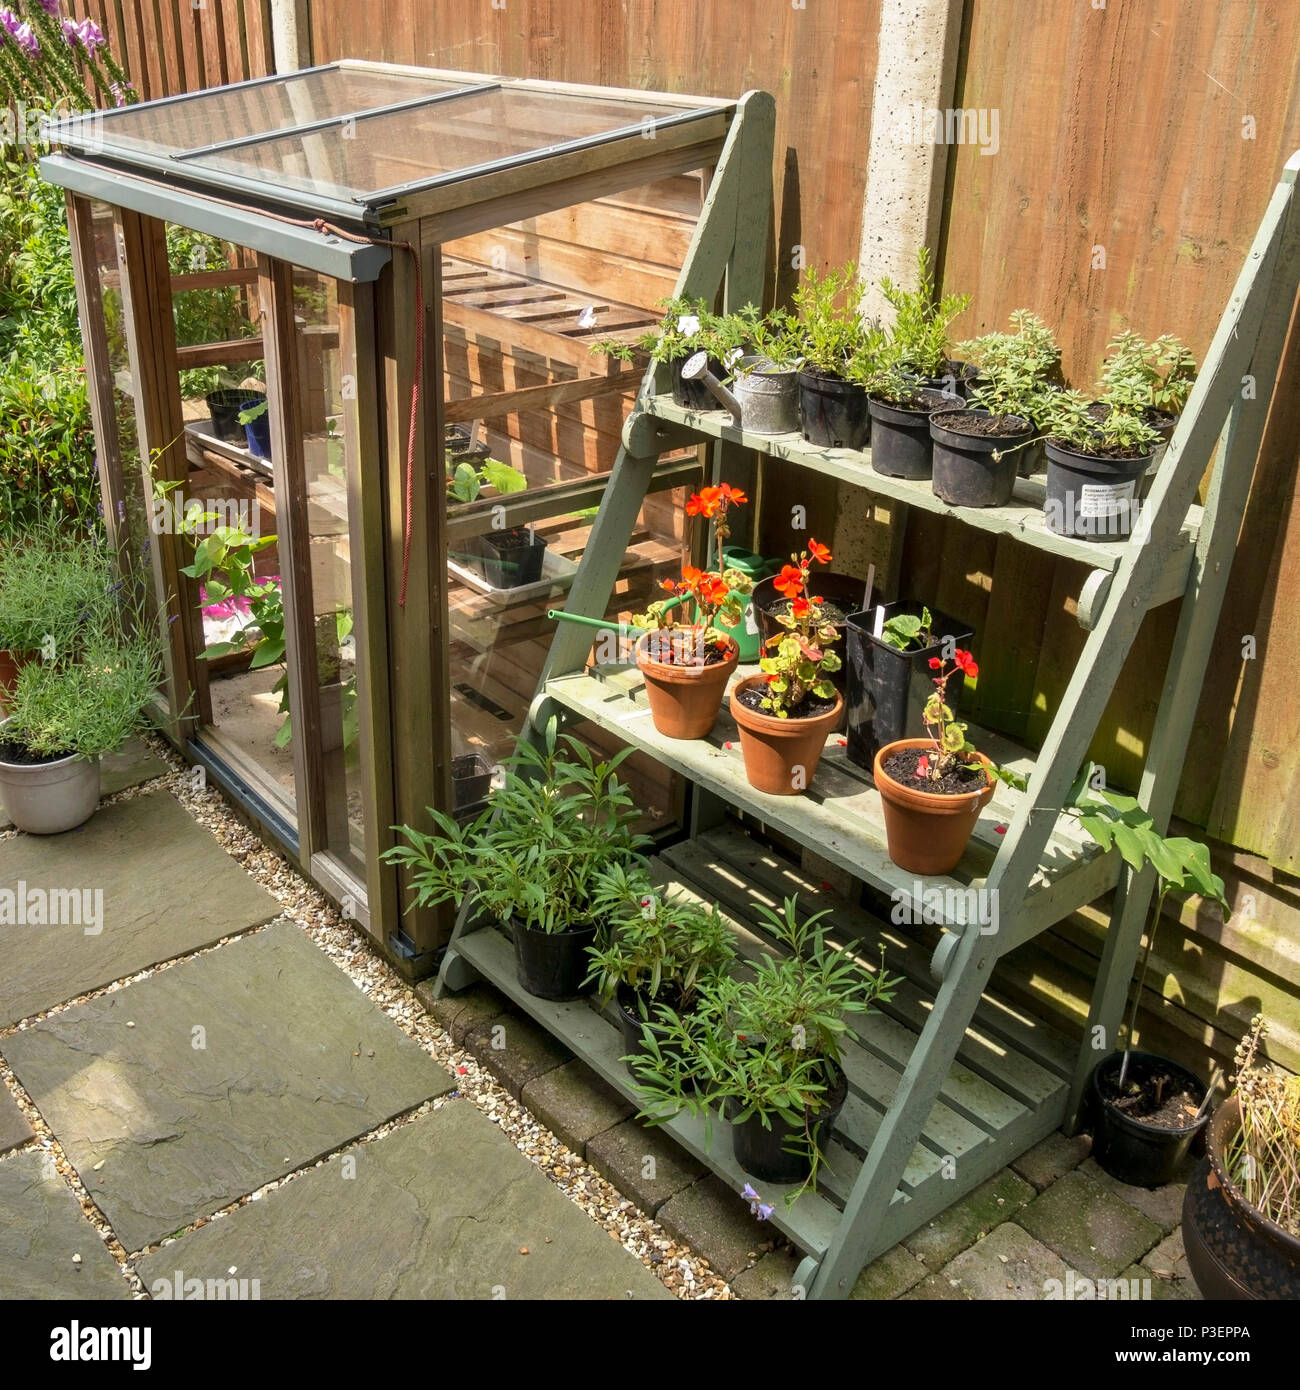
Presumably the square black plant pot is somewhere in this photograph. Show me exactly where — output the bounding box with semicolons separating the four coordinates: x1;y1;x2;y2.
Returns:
476;530;548;590
844;599;974;772
452;752;493;810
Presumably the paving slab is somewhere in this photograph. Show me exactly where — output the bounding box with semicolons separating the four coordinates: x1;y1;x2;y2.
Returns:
0;737;166;832
732;1247;802;1300
903;1168;1036;1269
1017;1168;1164;1281
464;1011;572;1099
417;980;510;1044
5;922;451;1252
0;1086;34;1155
0;789;278;1026
850;1242;928;1299
0;1151;131;1299
135;1103;671;1299
1011;1129;1092;1191
521;1061;633;1157
1080;1156;1189;1234
935;1221;1071;1300
587;1117;705;1214
657;1173;768;1281
1117;1262;1198;1301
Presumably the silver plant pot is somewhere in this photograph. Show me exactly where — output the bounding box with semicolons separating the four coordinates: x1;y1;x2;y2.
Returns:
731;355;800;435
0;719;101;834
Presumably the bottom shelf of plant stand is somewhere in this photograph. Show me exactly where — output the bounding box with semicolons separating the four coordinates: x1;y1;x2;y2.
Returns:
450;824;1075;1277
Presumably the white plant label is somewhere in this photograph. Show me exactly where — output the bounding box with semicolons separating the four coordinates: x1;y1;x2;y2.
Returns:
1078;480;1135;519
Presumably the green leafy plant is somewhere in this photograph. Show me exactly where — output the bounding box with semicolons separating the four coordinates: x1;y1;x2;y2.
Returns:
878;605;933;653
791;262;884;380
961;309;1061;424
589;295;719;365
447;454;527;504
384;730;650;936
0;514;118;657
629;896;900;1200
878;246;970;380
757;538;841;716
1042;389;1161;456
584;860;736;1012
1099;331;1197;419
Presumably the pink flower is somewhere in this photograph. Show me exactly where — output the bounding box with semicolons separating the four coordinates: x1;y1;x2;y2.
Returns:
36;0;62;15
13;20;39;55
76;17;104;52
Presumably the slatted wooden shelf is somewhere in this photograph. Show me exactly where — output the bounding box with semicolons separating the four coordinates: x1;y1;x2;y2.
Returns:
452;823;1070;1265
640;393;1203;586
543;660;1121;953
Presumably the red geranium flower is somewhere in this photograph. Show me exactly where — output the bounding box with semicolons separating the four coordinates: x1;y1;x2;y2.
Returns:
717;483;748;507
773;564;805;598
916;754;931;777
791;595;811;619
928;657;942;669
954;649;979;678
686;486;722;518
808;538;831;565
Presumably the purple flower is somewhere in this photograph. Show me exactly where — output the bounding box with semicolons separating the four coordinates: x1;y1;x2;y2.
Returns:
741;1183;758;1202
757;1203;774;1221
741;1182;772;1221
13;20;39;55
0;10;17;38
60;17;77;45
36;0;61;15
76;18;104;52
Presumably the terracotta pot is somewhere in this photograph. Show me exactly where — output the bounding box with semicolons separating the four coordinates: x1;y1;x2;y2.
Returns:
635;631;737;740
873;738;995;874
729;675;843;795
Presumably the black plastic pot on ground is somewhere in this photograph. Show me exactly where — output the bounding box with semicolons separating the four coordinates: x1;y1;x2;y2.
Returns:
843;600;973;772
797;368;870;449
511;918;597;1000
727;1063;848;1184
930;408;1033;507
206;388;262;444
1044;440;1152;540
1181;1095;1300;1299
669;354;726;410
1089;1050;1209;1189
477;529;548;589
868;389;959;479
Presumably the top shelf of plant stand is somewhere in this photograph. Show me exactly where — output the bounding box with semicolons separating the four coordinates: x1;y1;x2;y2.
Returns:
639;394;1203;579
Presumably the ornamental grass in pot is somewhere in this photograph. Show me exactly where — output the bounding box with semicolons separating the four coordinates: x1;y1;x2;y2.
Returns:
630;896;900;1192
731;539;843;796
1183;1016;1300;1299
584;861;736;1078
634;483;750;740
384;732;649;1000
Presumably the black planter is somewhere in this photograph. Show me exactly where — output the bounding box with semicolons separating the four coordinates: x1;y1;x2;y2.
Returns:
477;530;548;589
1089;1051;1208;1189
511;918;598;1001
206;388;261;444
868;389;959;480
452;752;493;809
930;409;1032;507
1182;1097;1300;1300
751;570;864;705
1044;441;1151;540
612;982;699;1083
1017;436;1047;478
915;359;981;398
669;354;725;410
728;1063;848;1184
843;600;973;771
797;369;870;449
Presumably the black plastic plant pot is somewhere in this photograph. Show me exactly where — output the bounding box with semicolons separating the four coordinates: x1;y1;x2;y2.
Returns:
669;354;726;410
1089;1051;1209;1189
751;570;864;703
868;389;959;480
511;918;598;1001
916;359;981;398
930;409;1032;507
206;388;261;444
797;369;870;449
613;983;698;1083
1044;441;1152;541
452;752;493;809
241;399;273;460
1017;436;1047;478
728;1064;848;1185
843;600;973;772
478;530;548;589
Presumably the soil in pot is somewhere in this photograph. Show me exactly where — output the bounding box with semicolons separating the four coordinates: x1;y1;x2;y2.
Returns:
873;738;994;875
669;354;726;410
206;388;262;444
729;675;843;796
729;1062;848;1184
844;601;973;771
1089;1051;1208;1189
512;918;598;1001
635;631;737;740
868;388;959;480
1182;1096;1300;1300
798;368;870;449
477;528;547;589
930;408;1032;507
1044;440;1151;540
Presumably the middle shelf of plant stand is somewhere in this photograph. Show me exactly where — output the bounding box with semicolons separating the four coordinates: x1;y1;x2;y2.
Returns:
451;823;1075;1266
543;660;1121;945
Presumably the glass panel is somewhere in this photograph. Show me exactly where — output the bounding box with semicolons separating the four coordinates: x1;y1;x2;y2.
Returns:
189;87;703;202
61;68;462;157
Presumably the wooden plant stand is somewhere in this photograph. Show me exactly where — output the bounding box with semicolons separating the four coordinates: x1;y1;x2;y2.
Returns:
435;91;1300;1299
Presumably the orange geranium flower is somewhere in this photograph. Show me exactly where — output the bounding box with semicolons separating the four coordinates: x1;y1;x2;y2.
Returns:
772;564;805;598
686;486;722;518
791;595;811;619
717;483;748;507
808;538;831;565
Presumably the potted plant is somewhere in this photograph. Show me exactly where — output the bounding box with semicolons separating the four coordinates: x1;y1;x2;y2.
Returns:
843;600;973;771
1041;390;1160;540
750;566;863;709
730;539;843;795
958;310;1062;476
723;305;804;435
385;732;649;1000
631;896;899;1190
1182;1016;1300;1299
1099;330;1197;475
474;523;549;590
792;263;882;449
237;395;272;460
928;397;1034;509
584;860;736;1077
873;645;1008;874
866;360;960;480
590;296;724;409
634;483;750;740
878;246;973;392
0;601;163;835
1067;768;1225;1187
